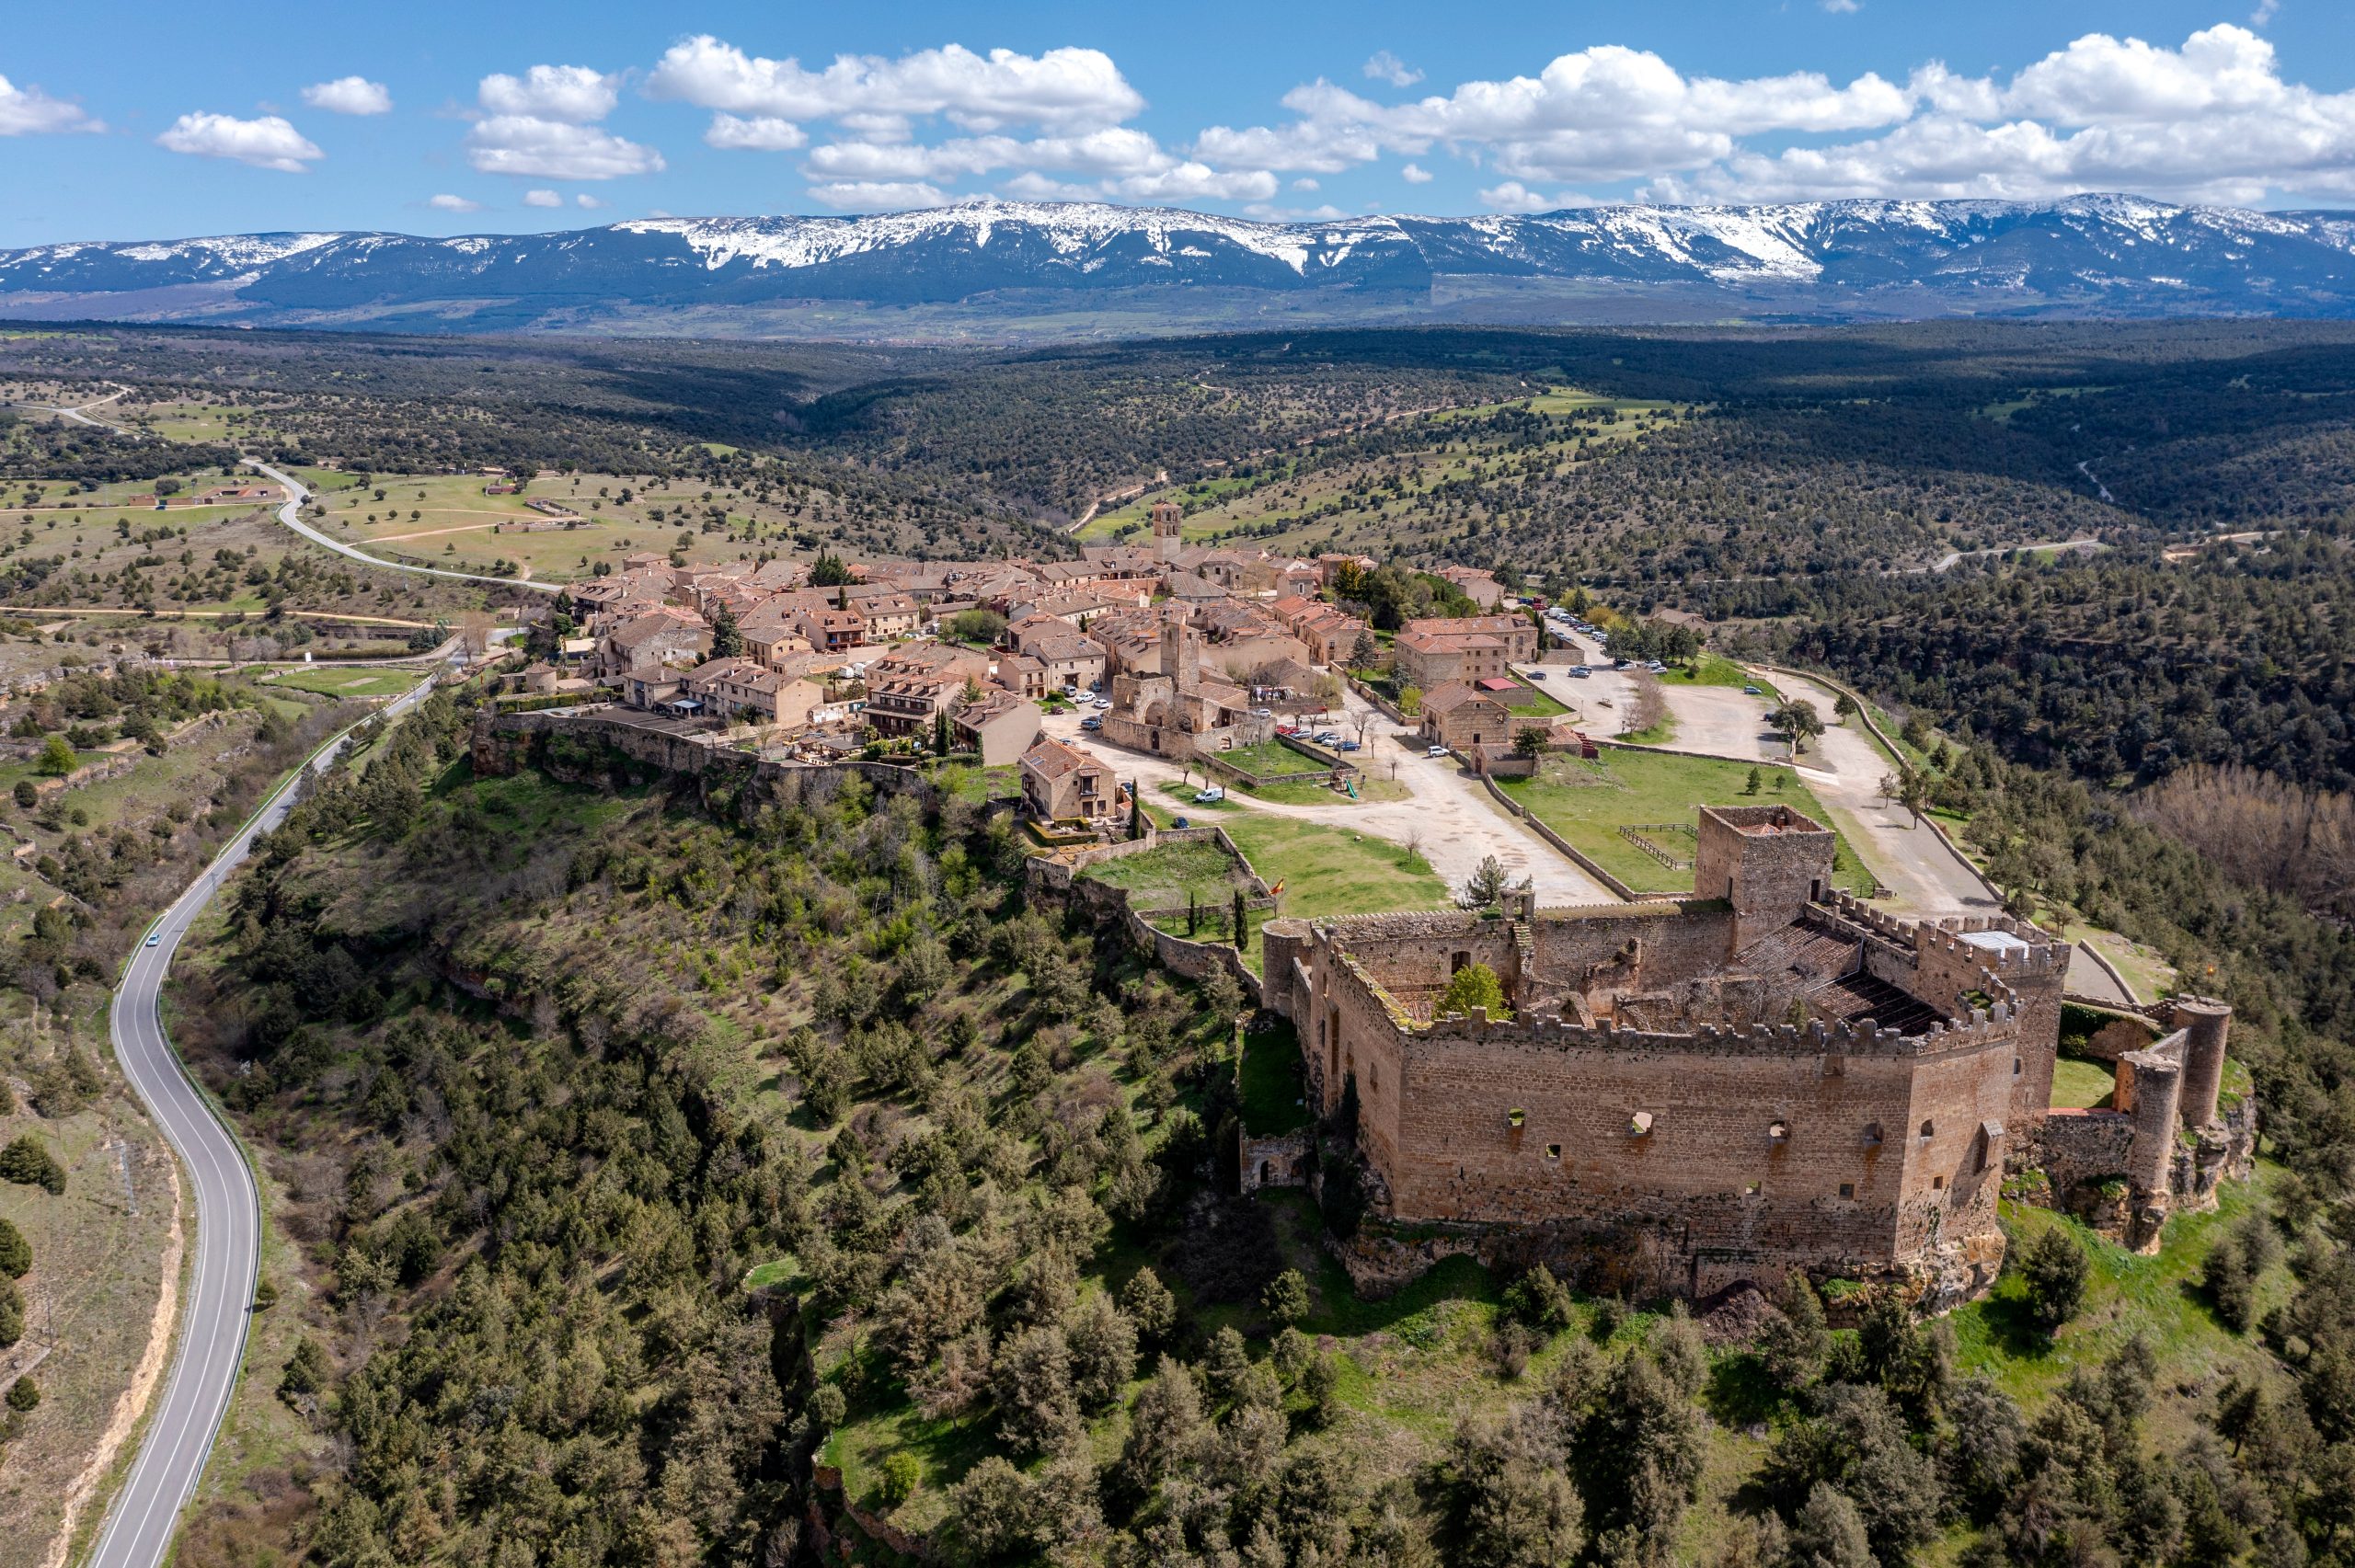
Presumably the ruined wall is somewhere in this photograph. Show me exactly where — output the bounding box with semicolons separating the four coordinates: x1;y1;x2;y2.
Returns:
1526;901;1739;995
1694;806;1839;950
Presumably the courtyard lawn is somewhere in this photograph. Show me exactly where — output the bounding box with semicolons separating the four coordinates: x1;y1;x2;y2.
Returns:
1210;737;1327;781
1077;839;1250;909
1495;747;1877;896
1495;673;1569;717
1217;812;1449;923
1239;1018;1310;1135
2050;1056;2117;1110
264;667;419;700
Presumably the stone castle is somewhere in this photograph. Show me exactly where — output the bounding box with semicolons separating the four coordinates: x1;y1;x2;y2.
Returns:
1258;804;2238;1304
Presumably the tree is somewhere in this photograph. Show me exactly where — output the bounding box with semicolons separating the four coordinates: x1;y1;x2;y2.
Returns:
0;1135;64;1195
1441;962;1510;1020
810;552;853;587
11;780;33;807
1786;1483;1873;1568
1832;692;1858;724
1763;1383;1942;1564
1744;765;1763;795
1759;1271;1829;1393
1897;766;1935;830
710;601;743;658
1349;627;1381;670
1263;1268;1311;1326
1127;782;1144;840
1459;853;1511;910
1232;888;1248;954
0;1276;20;1348
1120;1268;1175;1345
2023;1225;2089;1334
279;1336;329;1403
1769;699;1825;757
1063;1294;1137;1412
991;1324;1081;1456
1398;685;1423;717
933;708;951;756
0;1218;28;1278
35;735;74;777
1449;1407;1585;1568
1512;725;1549;757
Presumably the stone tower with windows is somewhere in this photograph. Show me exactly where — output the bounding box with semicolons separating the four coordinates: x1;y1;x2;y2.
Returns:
1150;499;1183;561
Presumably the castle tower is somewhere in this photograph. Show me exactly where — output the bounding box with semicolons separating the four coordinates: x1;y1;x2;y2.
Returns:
1160;606;1200;691
1693;805;1839;952
2172;997;2233;1128
1150;499;1183;562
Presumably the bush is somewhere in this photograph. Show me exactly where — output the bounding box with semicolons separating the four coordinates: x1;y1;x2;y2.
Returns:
879;1451;921;1507
0;1135;65;1196
1263;1267;1310;1326
6;1376;37;1412
0;1219;27;1279
2022;1226;2089;1334
278;1337;329;1403
0;1277;21;1348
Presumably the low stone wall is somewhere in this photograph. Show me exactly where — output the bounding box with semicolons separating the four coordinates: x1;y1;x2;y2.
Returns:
1240;1131;1312;1193
1050;872;1263;1002
1477;773;1654;903
1344;672;1408;726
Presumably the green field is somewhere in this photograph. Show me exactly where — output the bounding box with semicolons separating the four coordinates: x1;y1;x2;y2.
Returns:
1218;812;1449;922
1078;839;1252;909
2049;1055;2117;1110
1209;737;1327;781
263;667;419;699
1497;747;1877;896
1239;1018;1309;1136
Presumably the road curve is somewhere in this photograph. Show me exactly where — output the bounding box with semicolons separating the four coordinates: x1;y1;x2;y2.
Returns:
246;460;560;595
90;679;434;1568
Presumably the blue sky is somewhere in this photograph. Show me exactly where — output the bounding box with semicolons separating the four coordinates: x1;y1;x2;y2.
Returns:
5;0;2353;245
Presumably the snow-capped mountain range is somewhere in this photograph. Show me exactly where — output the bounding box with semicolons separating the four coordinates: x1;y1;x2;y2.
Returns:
4;195;2352;334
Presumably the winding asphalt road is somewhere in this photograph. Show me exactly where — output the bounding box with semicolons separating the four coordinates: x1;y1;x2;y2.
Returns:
90;678;434;1568
246;460;560;595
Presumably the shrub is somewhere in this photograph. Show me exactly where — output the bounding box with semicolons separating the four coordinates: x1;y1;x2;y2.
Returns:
879;1451;921;1507
0;1135;65;1196
0;1218;28;1278
2022;1226;2089;1334
6;1375;37;1412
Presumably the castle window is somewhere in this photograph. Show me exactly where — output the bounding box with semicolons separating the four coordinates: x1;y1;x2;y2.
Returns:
2013;1057;2022;1077
1768;1120;1789;1143
1545;1144;1562;1161
1918;1120;1936;1141
1932;1174;1946;1191
1838;1182;1855;1199
1863;1123;1883;1147
1451;950;1470;974
1507;1108;1525;1130
1628;1111;1655;1138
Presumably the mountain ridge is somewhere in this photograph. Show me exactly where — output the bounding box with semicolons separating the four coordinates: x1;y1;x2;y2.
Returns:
6;193;2353;337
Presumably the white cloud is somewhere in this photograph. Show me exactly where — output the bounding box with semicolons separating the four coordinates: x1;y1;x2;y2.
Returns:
466;116;663;178
1652;23;2355;205
647;37;1143;132
705;113;807;151
1291;177;1319;190
806;179;948;210
575;192;603;209
1363;51;1423;88
2251;0;2280;24
303;76;391;115
1399;161;1433;183
1821;0;1862;13
523;189;563;207
1245;200;1349;221
0;74;102;135
478;63;617;123
156;111;323;172
1478;180;1559;213
426;193;482;212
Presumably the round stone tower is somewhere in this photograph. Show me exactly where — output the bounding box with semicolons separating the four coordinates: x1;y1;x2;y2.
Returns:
2172;997;2232;1129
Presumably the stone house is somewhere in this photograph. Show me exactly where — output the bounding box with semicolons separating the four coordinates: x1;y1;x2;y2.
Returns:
1393;628;1509;692
1006;614;1109;690
1419;683;1513;751
952;689;1044;765
1439;565;1506;608
1020;737;1119;826
1403;613;1538;664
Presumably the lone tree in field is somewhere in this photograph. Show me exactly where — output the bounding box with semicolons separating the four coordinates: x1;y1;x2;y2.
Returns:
35;735;74;777
1512;725;1550;757
1770;699;1825;757
2022;1226;2089;1334
1459;854;1511;910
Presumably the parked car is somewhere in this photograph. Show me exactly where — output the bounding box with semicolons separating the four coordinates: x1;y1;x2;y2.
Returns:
1093;697;1111;708
1647;661;1668;673
1527;670;1547;680
1742;683;1763;695
1427;744;1450;757
1338;739;1361;751
1614;658;1631;669
1569;666;1591;678
1080;716;1102;730
1171;816;1190;829
1195;787;1225;804
1250;706;1272;717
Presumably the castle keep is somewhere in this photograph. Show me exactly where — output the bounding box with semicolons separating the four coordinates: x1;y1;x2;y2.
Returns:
1259;805;2079;1303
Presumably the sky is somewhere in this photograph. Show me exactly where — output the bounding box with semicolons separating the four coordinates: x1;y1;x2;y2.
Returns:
5;0;2355;246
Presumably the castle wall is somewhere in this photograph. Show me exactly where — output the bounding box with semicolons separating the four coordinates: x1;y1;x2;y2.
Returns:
1526;901;1739;994
1694;806;1838;950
